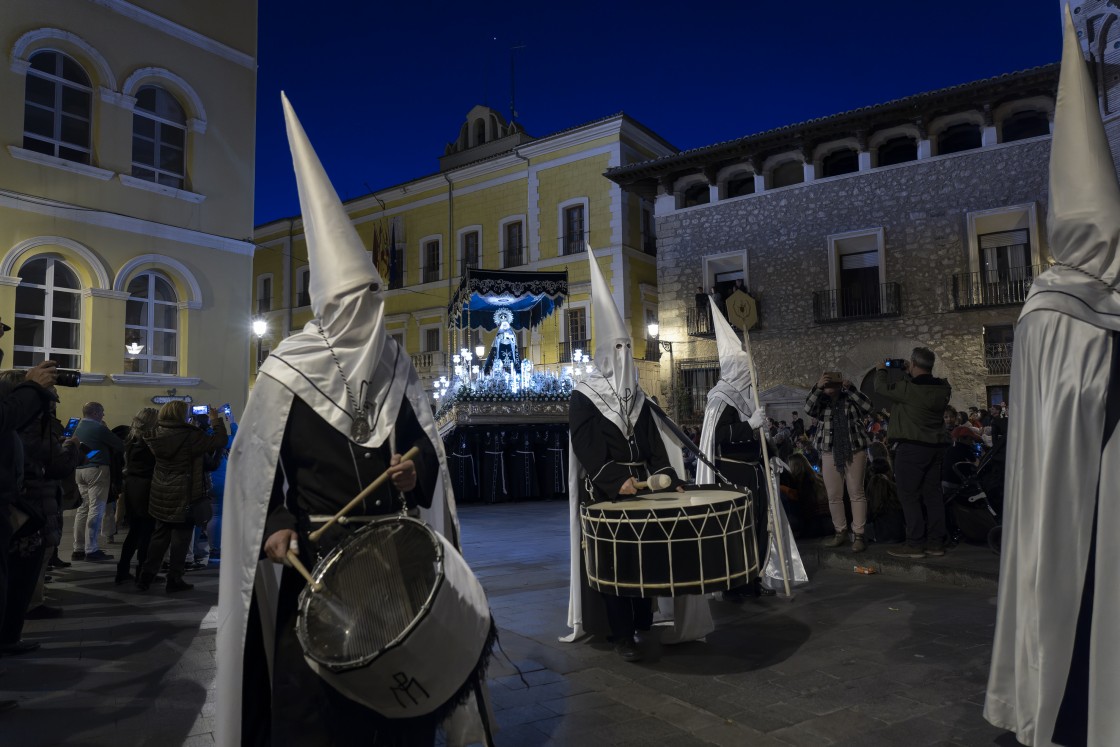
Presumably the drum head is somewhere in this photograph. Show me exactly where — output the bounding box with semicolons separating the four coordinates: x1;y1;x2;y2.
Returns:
299;518;443;669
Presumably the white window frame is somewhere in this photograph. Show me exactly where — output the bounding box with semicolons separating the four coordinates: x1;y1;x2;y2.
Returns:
23;50;93;164
499;215;526;268
256;273;273;313
418;322;443;353
457;225;483;275
702;250;750;293
966;204;1041;277
131;85;188;189
563;302;591;343
124;271;180;375
673;174;710;210
639;200;656;252
294;266;310;307
418;234;442;284
13;256;83;369
557;197;589;257
827;228;886;292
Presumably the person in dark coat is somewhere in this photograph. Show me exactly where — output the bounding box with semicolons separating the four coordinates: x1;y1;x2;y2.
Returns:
116;408;159;585
139;401;227;592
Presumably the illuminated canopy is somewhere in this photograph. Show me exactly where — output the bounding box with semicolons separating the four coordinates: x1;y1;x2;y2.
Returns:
448;268;568;330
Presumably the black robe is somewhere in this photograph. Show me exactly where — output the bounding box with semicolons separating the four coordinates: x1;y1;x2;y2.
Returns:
243;395;439;747
507;438;538;500
479;432;508;504
536;431;567;500
446;435;478;505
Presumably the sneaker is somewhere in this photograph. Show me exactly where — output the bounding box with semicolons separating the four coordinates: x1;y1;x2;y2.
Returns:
47;555;71;569
24;606;63;620
924;544;946;557
822;532;848;548
84;550;114;562
887;545;926;559
70;551;85;561
852;535;867;553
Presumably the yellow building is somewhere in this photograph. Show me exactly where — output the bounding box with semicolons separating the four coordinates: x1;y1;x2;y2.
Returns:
253;106;676;397
0;1;258;425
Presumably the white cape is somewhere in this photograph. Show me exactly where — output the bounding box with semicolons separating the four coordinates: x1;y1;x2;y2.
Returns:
562;400;713;645
696;381;752;485
215;344;490;747
984;309;1119;746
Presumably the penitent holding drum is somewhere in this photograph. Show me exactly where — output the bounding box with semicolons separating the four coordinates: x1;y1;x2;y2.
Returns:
563;250;722;662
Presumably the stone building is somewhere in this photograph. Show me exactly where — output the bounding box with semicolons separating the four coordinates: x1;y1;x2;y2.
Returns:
606;62;1078;422
1;1;258;421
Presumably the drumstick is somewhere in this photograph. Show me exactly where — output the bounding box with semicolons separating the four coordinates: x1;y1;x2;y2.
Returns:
285;549;323;593
634;474;673;491
309;445;421;543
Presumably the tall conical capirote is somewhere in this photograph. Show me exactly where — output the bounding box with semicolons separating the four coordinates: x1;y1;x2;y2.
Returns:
1047;6;1120;284
585;246;638;413
281;92;384;323
709;298;752;393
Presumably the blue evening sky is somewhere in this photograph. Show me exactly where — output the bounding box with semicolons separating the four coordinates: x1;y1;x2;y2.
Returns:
253;1;1060;226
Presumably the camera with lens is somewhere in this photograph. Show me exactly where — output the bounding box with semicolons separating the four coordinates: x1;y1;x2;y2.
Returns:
884;358;907;369
56;369;81;387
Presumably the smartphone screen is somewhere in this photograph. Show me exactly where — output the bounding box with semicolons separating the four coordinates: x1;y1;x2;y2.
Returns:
86;449;101;459
192;405;209;416
63;417;80;437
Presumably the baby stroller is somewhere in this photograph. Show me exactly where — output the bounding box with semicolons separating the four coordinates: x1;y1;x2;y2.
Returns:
944;438;1005;553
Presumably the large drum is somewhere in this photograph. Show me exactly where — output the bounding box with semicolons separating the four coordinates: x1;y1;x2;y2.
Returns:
580;489;759;597
296;516;493;719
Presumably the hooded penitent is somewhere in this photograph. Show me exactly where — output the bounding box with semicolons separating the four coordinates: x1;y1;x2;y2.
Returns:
696;298;754;485
578;247;644;435
985;7;1120;745
562;248;713;644
215;94;488;747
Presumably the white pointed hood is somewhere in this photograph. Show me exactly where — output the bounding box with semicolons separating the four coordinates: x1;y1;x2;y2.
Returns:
576;247;645;436
1022;6;1120;331
258;93;404;446
711;298;752;395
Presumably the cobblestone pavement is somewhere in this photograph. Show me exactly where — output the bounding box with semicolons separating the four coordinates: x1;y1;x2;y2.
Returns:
1;502;1016;746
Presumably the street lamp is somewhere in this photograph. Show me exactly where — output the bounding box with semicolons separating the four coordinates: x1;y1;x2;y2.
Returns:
252;319;267;367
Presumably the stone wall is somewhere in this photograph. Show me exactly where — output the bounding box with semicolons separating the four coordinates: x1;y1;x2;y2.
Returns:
653;137;1054;410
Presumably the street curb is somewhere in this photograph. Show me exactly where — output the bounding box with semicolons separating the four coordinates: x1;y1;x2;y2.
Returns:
798;542;1000;593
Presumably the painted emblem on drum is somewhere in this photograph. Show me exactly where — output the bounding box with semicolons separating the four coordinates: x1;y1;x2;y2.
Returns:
390;672;430;707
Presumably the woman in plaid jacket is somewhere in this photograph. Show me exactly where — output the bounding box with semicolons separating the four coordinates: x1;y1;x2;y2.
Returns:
804;373;875;552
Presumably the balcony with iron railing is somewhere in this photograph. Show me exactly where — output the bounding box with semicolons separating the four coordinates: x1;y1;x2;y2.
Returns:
410;350;446;373
561;231;588;257
812;282;902;323
503;246;525;268
422;265;440;284
257;297;272;314
643;338;662;361
686;307;715;338
559;339;591;362
949;265;1041;310
296;291;311;308
985;342;1014;375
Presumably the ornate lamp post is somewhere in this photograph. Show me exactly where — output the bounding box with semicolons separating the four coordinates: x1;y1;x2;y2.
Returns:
647;322;676;419
252;319;268;368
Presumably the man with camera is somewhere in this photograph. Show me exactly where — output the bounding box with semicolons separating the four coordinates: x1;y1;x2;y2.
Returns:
72;402;125;562
875;347;952;558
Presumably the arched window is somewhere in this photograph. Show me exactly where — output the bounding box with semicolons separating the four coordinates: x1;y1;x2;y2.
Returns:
937;123;982;155
682;182;710;208
771;160;804;188
876;135;917;166
473;119;486;147
132;85;187;188
124;272;179;374
725;174;755;198
23;50;92;164
14;257;82;369
821;148;859;177
1002;110;1049;142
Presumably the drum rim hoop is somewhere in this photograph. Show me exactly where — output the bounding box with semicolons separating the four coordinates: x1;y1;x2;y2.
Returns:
296;515;447;673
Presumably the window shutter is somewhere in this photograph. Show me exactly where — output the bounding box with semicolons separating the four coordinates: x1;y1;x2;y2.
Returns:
840;250;879;270
979;229;1029;250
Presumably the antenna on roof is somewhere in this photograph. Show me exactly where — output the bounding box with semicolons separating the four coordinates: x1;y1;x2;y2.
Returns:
510;43;526;123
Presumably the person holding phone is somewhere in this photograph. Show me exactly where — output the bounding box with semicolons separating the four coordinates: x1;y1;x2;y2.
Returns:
804;371;875;553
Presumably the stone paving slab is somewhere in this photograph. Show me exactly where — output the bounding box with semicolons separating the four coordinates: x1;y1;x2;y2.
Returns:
0;501;1019;746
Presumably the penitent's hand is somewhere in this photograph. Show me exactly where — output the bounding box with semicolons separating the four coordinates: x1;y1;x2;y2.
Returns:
387;452;417;492
618;477;637;495
265;529;299;564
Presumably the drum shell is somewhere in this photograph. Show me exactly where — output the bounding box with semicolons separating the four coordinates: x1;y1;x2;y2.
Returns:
300;519;492;719
580;491;758;598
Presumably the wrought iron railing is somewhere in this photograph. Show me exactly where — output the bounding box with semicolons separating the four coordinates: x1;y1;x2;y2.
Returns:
812;282;902;323
561;231;587;256
503;246;525;267
559;339;591;362
950;265;1041;310
422;266;440;284
296;291;311;308
985;342;1014;375
643;340;662;361
257;297;271;314
686;307;714;337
